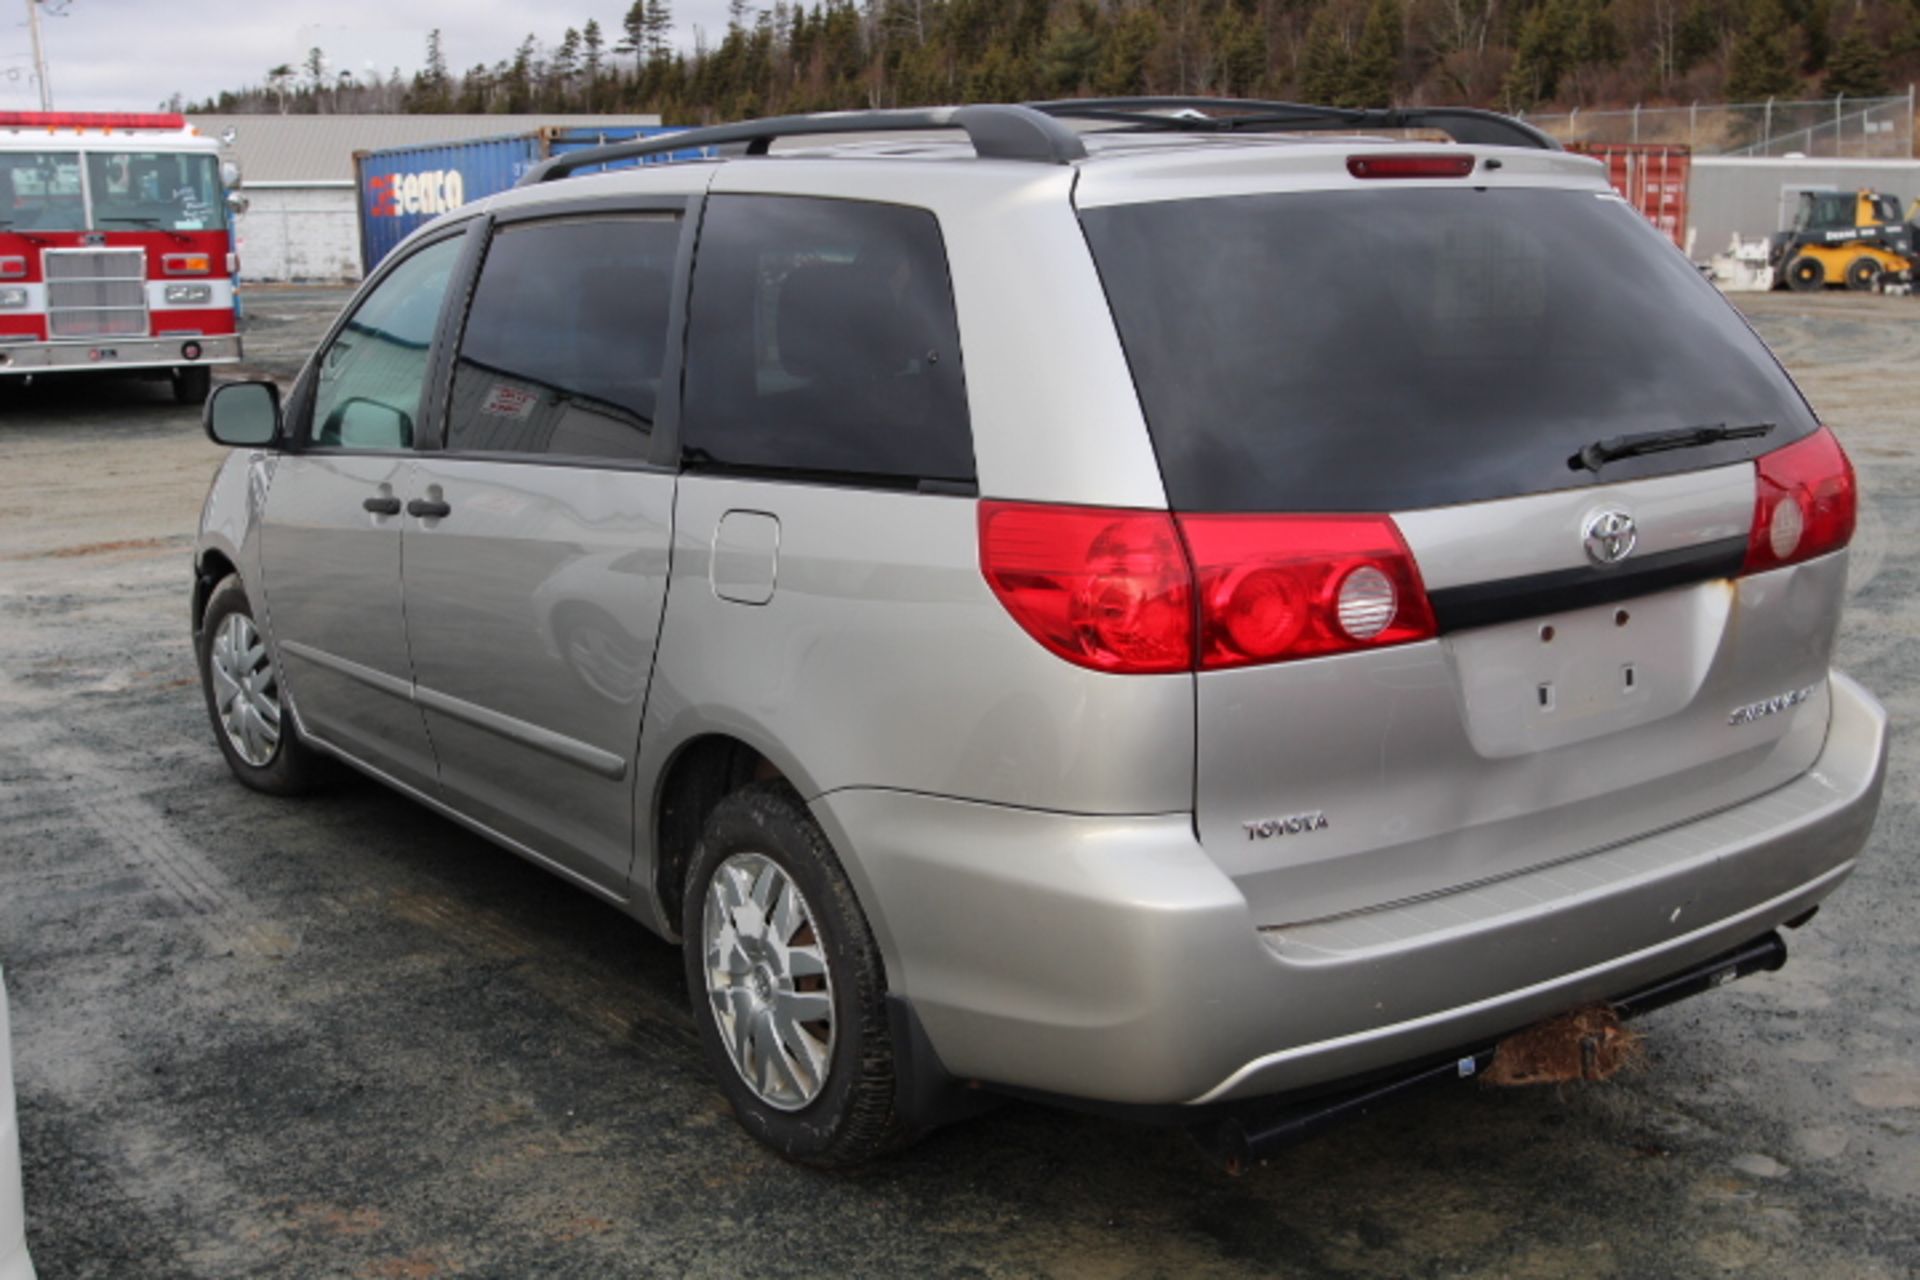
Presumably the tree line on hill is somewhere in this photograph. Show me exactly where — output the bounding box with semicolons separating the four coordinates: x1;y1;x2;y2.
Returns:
179;0;1920;121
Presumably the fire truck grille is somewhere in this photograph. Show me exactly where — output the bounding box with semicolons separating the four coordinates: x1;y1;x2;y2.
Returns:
44;248;149;340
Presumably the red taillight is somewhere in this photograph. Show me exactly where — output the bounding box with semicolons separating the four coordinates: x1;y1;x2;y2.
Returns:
1180;514;1436;669
163;254;212;276
979;502;1192;673
979;503;1436;674
1347;154;1476;179
0;257;23;280
1743;426;1856;574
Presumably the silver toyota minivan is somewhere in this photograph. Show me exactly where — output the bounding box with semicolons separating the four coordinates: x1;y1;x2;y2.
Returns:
193;99;1889;1168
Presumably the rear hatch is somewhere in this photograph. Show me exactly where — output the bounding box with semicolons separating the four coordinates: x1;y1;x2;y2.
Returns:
1076;154;1852;925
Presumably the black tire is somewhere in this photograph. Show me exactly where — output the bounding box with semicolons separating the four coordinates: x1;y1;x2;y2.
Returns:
1785;255;1826;292
172;365;212;406
1845;256;1882;292
682;781;906;1167
196;575;323;795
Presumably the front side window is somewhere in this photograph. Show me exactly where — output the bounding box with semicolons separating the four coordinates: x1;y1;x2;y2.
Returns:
0;151;85;232
681;194;973;486
85;152;225;231
1795;192;1852;232
446;215;680;461
310;232;464;450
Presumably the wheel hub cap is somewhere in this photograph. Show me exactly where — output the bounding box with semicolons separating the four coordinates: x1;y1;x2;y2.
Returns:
209;611;281;768
702;852;835;1111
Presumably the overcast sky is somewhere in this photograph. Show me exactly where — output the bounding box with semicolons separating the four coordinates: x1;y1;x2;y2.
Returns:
0;0;734;113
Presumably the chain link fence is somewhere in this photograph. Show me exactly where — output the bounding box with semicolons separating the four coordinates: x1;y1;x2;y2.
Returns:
1520;89;1916;158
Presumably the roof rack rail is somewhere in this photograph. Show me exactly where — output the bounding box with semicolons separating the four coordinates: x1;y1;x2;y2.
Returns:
1023;97;1562;151
518;104;1088;184
515;96;1558;185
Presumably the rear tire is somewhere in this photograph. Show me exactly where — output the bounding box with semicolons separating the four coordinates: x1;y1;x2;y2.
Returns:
1784;255;1826;292
197;575;323;795
1845;256;1883;292
173;366;212;406
682;781;906;1167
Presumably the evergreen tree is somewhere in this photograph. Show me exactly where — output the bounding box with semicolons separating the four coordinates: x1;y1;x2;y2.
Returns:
1212;3;1269;96
1802;0;1833;70
1504;0;1576;108
1674;0;1719;70
1298;8;1350;104
619;2;647;71
425;30;450;100
583;19;606;107
644;0;677;62
554;28;582;106
1096;5;1161;95
1039;15;1104;95
1570;0;1623;65
1727;0;1800;99
1349;0;1403;106
1823;19;1891;93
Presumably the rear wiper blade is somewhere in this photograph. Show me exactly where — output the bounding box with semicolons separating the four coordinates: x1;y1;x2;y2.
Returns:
1571;422;1774;472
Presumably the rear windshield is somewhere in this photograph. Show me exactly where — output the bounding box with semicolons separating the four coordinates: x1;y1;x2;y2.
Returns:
1080;187;1817;513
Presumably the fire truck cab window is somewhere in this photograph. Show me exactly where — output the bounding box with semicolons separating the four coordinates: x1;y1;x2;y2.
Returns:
85;152;225;232
1;152;85;232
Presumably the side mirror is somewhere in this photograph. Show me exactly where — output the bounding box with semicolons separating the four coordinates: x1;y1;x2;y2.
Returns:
204;380;281;448
326;397;412;449
226;190;250;215
220;160;241;187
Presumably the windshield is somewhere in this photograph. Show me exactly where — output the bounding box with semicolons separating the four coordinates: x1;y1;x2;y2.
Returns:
1795;192;1852;232
0;150;86;231
85;151;225;231
1081;187;1816;513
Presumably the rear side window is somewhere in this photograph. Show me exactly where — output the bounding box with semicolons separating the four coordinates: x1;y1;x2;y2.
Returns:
681;194;973;486
1081;188;1818;513
447;215;680;461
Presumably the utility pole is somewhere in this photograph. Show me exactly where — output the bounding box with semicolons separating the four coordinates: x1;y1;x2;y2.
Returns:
25;0;53;110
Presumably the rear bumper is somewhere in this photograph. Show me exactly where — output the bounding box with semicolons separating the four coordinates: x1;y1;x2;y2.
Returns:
0;334;239;375
815;670;1888;1107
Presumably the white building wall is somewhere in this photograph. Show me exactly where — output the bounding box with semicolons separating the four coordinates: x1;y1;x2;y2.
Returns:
232;186;361;284
1687;157;1920;261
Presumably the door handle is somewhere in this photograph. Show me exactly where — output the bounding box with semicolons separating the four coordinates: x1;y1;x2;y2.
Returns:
362;495;401;516
407;498;452;519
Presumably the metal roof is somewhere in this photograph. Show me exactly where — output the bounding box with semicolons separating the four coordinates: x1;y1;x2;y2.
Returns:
184;114;664;185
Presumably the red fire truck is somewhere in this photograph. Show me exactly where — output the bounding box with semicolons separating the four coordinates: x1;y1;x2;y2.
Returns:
1;111;240;404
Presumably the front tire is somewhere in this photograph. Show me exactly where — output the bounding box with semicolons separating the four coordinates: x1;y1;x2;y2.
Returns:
1784;255;1826;292
173;366;212;406
197;575;322;795
682;782;905;1166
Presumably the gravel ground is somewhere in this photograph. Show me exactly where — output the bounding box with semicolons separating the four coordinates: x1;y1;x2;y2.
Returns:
0;286;1915;1279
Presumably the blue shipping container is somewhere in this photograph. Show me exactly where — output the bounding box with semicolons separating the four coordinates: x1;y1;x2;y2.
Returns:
354;126;696;274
